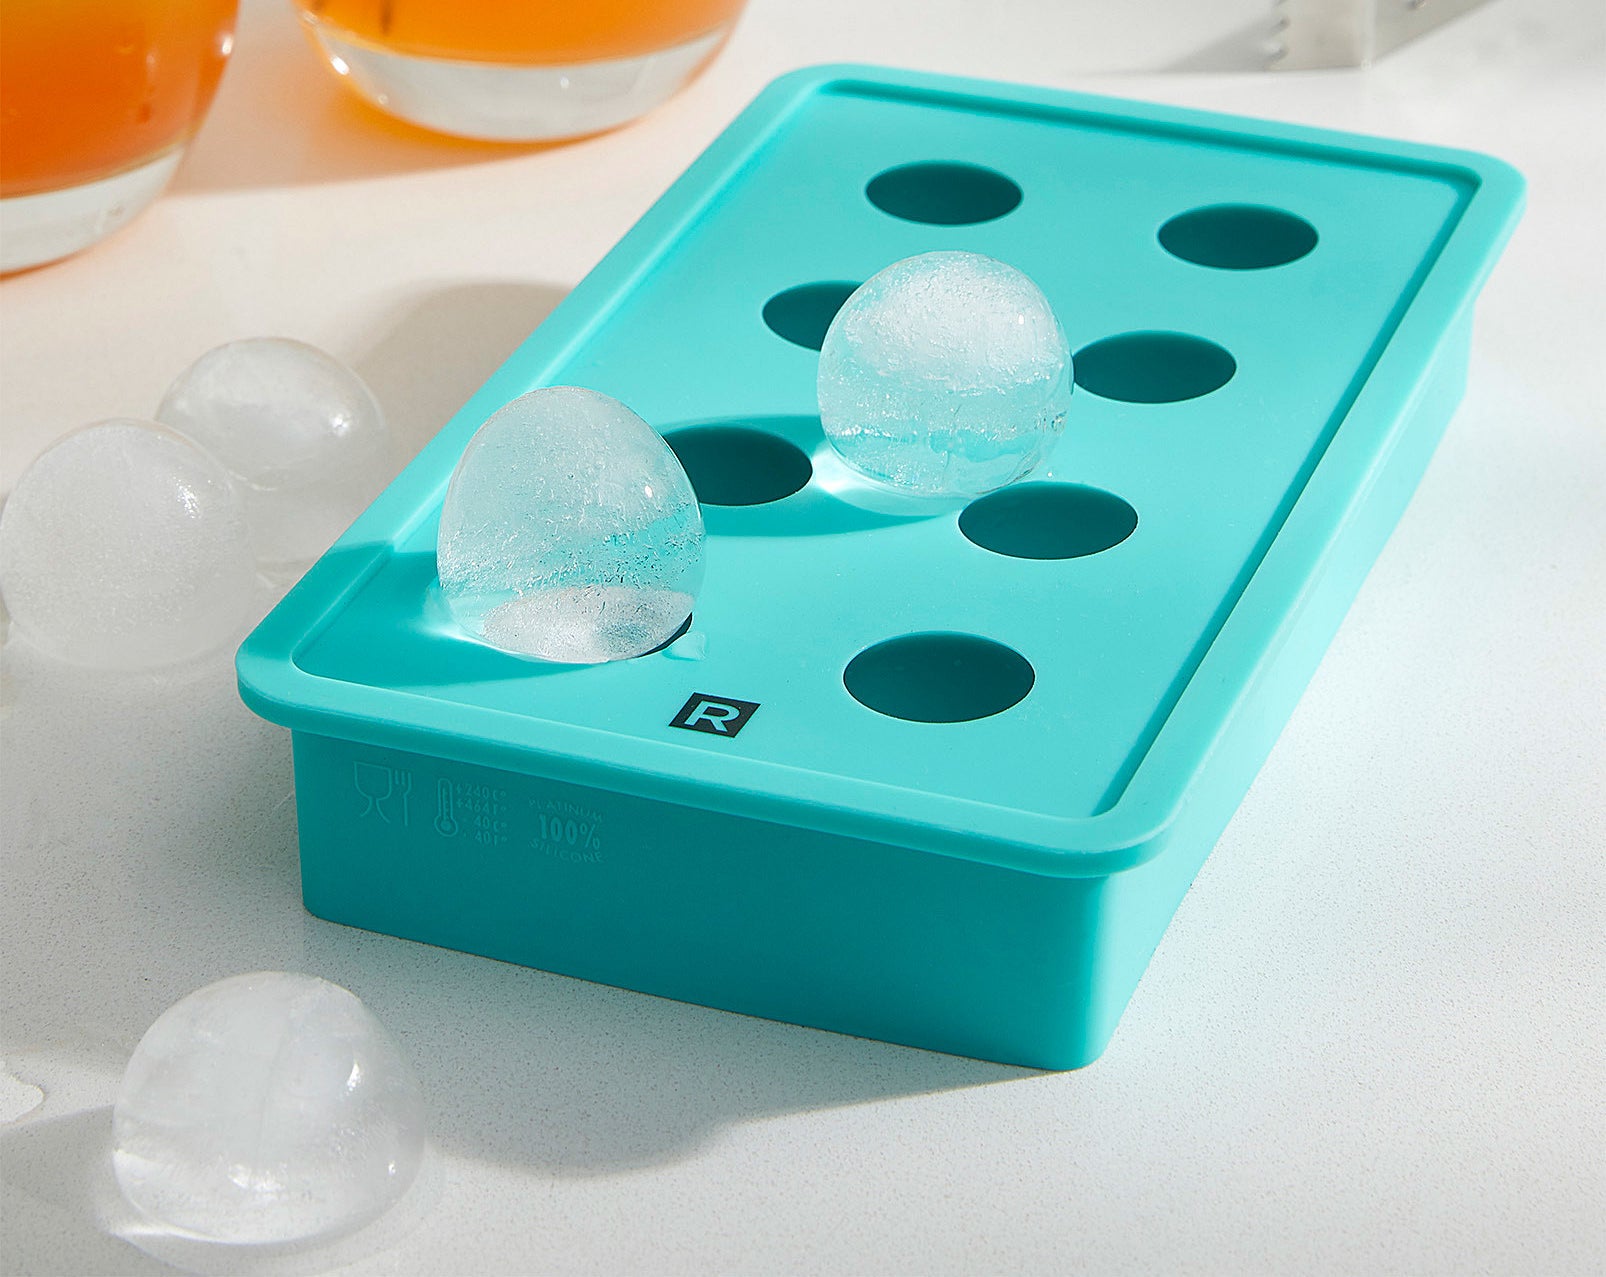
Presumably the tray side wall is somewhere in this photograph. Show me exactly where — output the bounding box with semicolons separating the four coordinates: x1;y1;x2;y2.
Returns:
292;731;1113;1069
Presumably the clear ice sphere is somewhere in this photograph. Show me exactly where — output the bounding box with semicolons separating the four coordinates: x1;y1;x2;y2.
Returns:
157;338;393;582
0;420;255;669
113;972;425;1245
437;386;705;663
817;251;1073;498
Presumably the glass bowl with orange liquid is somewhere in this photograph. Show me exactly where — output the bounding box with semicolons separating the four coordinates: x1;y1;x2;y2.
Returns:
292;0;747;141
0;1;238;273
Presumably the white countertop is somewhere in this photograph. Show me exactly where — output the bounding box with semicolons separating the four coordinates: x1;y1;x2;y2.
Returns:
3;1;1603;1273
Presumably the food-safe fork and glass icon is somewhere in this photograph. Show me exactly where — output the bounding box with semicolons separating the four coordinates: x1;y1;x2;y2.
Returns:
354;766;463;837
353;762;411;824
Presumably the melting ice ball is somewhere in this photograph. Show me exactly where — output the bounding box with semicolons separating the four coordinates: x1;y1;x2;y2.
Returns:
113;972;425;1245
157;338;393;582
437;386;705;663
0;420;254;669
817;251;1072;498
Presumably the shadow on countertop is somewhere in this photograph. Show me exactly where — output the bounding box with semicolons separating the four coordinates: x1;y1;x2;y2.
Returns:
171;2;566;194
354;281;569;463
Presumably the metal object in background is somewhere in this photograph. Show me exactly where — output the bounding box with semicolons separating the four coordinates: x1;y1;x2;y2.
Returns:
1272;0;1494;68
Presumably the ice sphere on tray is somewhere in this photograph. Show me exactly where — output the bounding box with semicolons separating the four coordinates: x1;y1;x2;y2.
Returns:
437;386;705;663
0;420;254;669
113;972;425;1244
157;338;393;582
817;251;1072;498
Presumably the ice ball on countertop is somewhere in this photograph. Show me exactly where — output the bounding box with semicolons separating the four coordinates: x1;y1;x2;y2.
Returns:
0;420;254;669
157;338;393;582
817;251;1072;498
437;386;704;663
112;972;425;1244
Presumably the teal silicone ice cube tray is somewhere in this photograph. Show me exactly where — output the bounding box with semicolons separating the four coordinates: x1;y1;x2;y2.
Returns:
238;65;1522;1069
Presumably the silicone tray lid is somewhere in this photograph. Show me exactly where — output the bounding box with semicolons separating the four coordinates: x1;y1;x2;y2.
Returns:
238;65;1524;877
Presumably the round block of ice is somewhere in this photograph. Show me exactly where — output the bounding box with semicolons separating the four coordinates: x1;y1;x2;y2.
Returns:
0;420;254;669
437;386;705;663
157;339;393;582
113;972;425;1245
817;251;1072;498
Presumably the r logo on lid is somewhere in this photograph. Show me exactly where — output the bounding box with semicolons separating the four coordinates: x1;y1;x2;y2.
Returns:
670;693;761;738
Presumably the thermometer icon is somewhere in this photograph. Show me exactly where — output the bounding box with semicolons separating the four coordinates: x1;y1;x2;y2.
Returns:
434;779;459;837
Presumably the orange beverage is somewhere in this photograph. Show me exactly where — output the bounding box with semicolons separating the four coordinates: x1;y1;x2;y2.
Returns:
0;0;237;269
293;0;745;65
291;0;748;141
